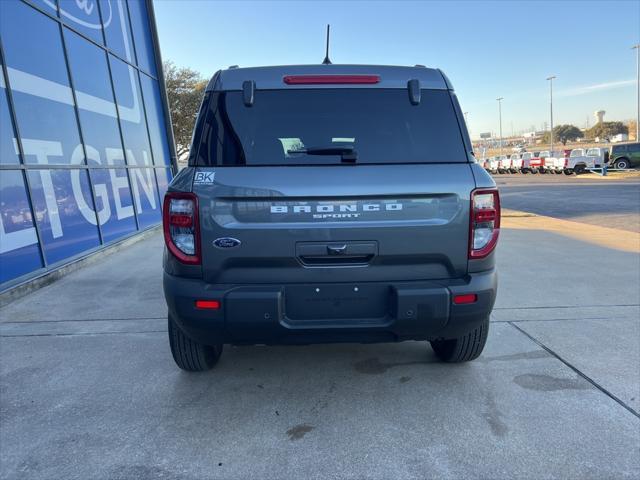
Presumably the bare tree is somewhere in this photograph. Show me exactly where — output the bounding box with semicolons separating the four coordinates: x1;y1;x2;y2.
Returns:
163;61;207;159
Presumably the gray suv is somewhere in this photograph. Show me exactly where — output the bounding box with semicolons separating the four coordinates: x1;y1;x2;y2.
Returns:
162;65;499;371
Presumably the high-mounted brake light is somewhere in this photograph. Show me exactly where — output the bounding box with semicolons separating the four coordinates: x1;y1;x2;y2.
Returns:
163;192;201;265
283;75;380;85
469;188;500;259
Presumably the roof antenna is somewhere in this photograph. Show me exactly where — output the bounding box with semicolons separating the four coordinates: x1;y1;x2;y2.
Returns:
322;24;332;65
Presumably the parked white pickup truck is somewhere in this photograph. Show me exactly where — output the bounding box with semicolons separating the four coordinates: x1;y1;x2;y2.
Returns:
537;151;553;173
497;155;511;174
483;156;499;174
586;147;609;167
510;154;523;173
564;147;609;174
564;148;589;174
521;152;540;173
540;151;565;174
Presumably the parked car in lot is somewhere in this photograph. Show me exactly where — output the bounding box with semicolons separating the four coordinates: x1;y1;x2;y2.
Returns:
586;147;608;167
509;153;523;173
537;151;552;173
521;152;541;173
163;64;500;371
609;142;640;169
497;155;511;174
564;148;589;174
485;156;500;174
540;151;565;174
554;153;568;173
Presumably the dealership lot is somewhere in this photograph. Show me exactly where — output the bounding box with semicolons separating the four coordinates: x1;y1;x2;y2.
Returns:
1;176;639;479
497;173;640;232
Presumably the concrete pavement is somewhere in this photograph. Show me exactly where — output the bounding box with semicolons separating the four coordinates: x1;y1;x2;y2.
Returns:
1;182;639;479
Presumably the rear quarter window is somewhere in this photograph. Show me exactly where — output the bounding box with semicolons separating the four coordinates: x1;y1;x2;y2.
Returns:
192;88;468;166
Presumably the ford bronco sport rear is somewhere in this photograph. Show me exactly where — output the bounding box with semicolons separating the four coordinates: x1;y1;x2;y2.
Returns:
163;65;499;371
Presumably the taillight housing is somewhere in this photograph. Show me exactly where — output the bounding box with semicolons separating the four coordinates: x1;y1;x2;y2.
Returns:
469;188;500;259
163;192;200;265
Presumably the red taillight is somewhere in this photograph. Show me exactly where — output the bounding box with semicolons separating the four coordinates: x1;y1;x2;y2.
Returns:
195;300;221;310
163;192;201;265
283;74;380;85
564;158;569;168
169;214;193;228
474;209;497;223
469;188;500;259
453;294;478;305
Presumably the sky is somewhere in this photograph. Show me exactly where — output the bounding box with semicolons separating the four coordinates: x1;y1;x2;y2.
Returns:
153;0;640;139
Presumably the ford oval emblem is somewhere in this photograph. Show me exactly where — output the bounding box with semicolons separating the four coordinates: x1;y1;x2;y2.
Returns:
213;237;241;249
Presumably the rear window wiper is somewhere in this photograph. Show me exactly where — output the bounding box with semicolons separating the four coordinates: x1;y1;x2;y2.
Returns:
287;145;357;163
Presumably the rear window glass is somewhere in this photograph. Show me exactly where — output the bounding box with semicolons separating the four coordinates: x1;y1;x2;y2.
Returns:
192;89;467;166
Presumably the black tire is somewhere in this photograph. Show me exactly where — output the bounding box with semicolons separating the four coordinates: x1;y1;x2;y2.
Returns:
168;315;223;371
430;318;489;363
574;164;585;175
613;158;629;170
564;169;573;175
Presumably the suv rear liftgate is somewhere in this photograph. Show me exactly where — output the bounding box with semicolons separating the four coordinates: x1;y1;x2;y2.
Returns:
163;65;499;371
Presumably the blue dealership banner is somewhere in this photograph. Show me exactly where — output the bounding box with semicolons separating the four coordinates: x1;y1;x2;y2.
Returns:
0;0;173;288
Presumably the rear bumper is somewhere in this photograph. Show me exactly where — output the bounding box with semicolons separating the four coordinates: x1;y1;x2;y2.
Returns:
163;269;497;345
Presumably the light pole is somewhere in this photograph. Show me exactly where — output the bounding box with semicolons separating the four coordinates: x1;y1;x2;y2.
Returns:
633;45;639;141
496;97;503;155
547;76;556;153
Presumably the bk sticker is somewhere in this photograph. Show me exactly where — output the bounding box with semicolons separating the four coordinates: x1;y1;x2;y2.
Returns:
194;171;215;184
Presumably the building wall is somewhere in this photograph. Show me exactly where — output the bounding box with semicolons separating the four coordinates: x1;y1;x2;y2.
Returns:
0;0;174;290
